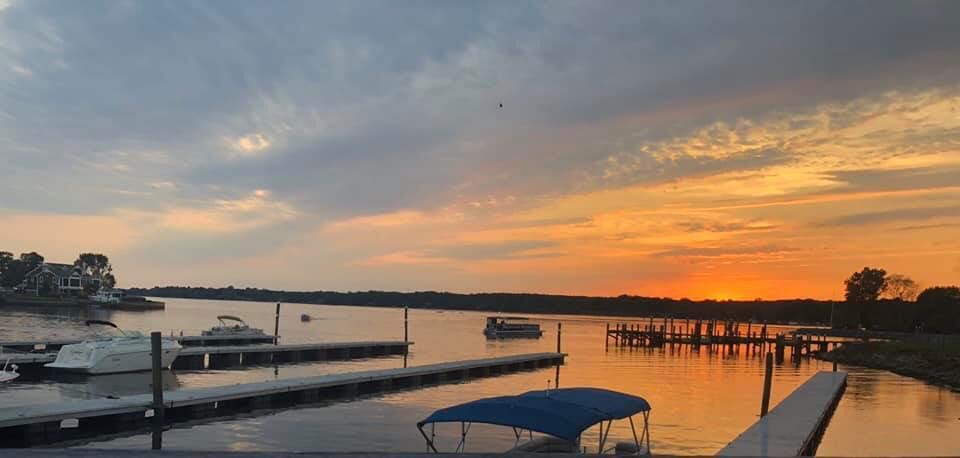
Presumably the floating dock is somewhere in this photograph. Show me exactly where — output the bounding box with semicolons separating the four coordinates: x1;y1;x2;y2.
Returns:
3;341;411;374
0;352;565;447
716;371;848;456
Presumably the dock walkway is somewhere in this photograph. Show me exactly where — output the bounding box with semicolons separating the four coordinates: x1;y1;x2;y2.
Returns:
0;352;565;447
716;371;848;456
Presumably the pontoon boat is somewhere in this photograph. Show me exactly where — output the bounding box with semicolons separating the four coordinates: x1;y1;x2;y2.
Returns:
202;315;267;337
417;387;651;454
45;320;181;374
483;316;543;338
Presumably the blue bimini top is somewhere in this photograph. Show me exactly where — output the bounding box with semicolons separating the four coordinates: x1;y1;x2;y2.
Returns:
417;387;651;442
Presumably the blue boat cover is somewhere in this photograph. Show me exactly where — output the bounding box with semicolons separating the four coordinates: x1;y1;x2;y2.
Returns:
417;387;651;442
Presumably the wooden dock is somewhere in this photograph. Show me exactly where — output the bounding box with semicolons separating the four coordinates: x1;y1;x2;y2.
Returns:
0;352;565;447
2;341;411;374
716;371;848;456
606;319;849;361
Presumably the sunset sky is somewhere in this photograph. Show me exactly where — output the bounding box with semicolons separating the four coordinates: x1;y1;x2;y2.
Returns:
2;1;959;299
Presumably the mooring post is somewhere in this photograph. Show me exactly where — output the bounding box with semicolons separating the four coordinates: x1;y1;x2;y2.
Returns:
151;331;164;450
760;352;773;417
556;322;562;353
404;306;410;368
605;322;610;350
273;303;281;345
555;322;563;387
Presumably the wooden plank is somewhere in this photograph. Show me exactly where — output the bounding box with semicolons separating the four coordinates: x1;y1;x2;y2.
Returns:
716;371;847;457
0;352;564;429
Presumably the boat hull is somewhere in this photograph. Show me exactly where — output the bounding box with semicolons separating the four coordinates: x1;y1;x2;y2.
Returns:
483;328;543;339
45;340;181;374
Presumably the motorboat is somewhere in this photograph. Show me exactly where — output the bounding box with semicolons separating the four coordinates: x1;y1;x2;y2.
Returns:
417;387;652;454
45;320;181;374
483;316;543;338
300;314;312;322
0;359;19;383
90;288;124;305
202;315;267;337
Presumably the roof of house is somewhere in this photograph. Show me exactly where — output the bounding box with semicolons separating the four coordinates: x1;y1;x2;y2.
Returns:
26;262;83;279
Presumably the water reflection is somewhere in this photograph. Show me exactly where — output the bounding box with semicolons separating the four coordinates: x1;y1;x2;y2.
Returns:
0;299;957;455
57;371;179;400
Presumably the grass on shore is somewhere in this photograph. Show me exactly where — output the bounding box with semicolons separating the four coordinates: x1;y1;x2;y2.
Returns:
823;339;960;391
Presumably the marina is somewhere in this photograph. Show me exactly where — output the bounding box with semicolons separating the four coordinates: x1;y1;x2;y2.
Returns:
0;352;565;447
0;299;957;455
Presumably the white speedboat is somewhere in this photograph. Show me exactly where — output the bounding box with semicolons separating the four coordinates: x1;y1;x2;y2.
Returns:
0;360;19;383
202;315;267;337
45;320;181;374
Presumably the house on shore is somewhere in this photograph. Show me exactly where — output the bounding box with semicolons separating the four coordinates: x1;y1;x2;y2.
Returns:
19;263;101;296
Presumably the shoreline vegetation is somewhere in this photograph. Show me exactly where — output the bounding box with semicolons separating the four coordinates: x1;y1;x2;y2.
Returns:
129;285;836;323
818;341;960;392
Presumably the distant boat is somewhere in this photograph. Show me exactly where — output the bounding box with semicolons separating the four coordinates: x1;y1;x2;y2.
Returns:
45;320;181;374
300;314;312;322
0;359;19;383
202;315;267;337
483;316;543;339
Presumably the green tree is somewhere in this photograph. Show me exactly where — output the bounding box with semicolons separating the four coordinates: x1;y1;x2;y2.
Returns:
1;260;29;288
844;267;887;302
916;286;960;333
0;251;12;285
882;274;920;301
74;253;113;293
19;251;44;269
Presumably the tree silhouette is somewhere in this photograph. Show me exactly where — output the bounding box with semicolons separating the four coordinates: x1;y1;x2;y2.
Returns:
883;274;920;301
844;267;887;302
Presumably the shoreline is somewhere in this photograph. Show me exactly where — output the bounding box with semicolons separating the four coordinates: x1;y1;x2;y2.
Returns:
816;341;960;392
0;294;165;310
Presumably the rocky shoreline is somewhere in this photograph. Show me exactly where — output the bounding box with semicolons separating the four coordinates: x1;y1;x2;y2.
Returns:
817;341;960;392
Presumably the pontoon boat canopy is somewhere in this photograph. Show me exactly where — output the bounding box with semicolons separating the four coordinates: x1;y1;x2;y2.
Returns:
217;315;247;324
417;388;650;442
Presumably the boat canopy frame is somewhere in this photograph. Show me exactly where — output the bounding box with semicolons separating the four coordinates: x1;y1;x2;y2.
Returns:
216;315;248;326
416;387;651;455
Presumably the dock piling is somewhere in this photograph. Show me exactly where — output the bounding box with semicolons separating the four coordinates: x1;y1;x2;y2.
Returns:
273;303;281;345
150;332;164;450
760;352;773;417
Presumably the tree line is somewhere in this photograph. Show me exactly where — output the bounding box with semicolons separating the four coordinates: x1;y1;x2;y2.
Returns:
0;251;116;292
836;267;960;333
127;285;834;324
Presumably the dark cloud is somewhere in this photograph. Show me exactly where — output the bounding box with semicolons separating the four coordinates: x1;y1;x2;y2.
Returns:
1;0;959;217
820;206;960;227
428;240;557;261
652;245;796;258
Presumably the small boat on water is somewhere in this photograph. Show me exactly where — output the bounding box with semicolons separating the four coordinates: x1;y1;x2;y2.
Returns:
300;314;312;322
0;359;19;383
45;320;181;374
202;315;267;337
417;387;652;454
483;316;543;338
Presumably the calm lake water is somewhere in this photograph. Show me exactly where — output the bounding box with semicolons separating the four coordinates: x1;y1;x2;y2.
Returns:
0;298;958;455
